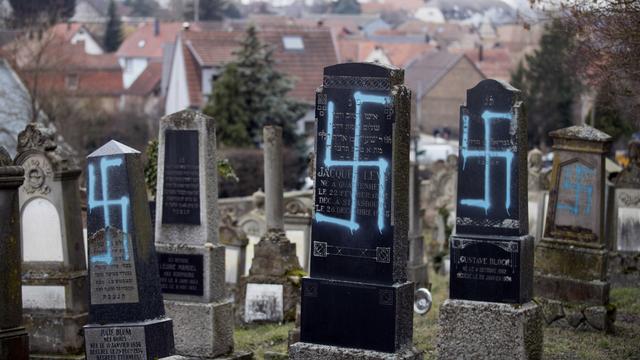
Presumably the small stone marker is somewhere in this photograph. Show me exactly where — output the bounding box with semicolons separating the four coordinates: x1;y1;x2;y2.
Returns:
437;79;543;360
154;110;235;358
84;140;174;360
609;140;640;286
408;161;429;287
534;125;616;332
15;124;88;358
0;146;29;360
237;126;303;324
290;62;421;359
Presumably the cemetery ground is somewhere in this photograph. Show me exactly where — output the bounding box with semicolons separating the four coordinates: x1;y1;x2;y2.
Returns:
235;266;640;359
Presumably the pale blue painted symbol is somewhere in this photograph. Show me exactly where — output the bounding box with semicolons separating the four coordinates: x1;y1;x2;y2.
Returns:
557;163;594;216
460;110;514;214
315;91;390;233
88;156;130;265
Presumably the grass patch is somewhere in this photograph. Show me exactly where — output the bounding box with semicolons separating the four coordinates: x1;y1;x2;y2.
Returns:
233;271;640;360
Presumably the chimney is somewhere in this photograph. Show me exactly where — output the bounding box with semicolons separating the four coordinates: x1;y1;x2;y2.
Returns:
478;44;484;62
182;22;190;31
154;18;160;36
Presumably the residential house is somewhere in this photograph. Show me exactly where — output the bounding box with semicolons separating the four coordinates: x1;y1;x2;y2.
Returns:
116;21;185;88
406;50;485;136
164;25;338;115
71;0;132;23
50;23;104;55
337;35;434;67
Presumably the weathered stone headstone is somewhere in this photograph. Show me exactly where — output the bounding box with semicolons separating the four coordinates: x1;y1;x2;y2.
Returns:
0;146;29;360
609;140;640;286
527;147;549;243
154;110;235;358
408;162;429;287
290;62;421;359
534;125;616;332
437;79;543;359
84;140;174;359
14;123;88;359
237;126;302;324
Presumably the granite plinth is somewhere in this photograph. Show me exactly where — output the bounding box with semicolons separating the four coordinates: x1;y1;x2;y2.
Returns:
534;274;609;306
0;327;29;360
300;278;413;353
84;318;174;360
23;310;87;356
164;299;234;358
289;342;423;360
450;234;534;304
437;299;543;360
164;352;253;360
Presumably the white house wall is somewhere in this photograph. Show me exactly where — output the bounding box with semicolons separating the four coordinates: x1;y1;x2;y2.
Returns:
121;57;149;89
164;36;190;115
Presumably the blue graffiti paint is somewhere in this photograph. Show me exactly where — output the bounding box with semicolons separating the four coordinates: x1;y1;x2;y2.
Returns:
88;156;130;265
557;163;594;216
315;91;390;233
460;110;514;214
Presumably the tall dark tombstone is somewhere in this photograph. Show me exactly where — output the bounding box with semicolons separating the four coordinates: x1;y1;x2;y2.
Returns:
154;110;238;358
290;63;422;359
534;125;616;332
0;146;29;360
15;123;88;359
83;140;174;360
437;80;543;360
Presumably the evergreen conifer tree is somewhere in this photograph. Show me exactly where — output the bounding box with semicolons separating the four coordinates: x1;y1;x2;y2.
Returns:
510;18;582;148
203;25;306;147
104;0;122;52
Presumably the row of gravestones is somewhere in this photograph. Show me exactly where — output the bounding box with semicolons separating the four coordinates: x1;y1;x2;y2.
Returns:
0;61;633;360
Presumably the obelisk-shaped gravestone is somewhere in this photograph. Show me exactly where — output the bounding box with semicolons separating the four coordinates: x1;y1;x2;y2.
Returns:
15;124;88;359
154;110;235;358
84;140;174;360
236;125;302;324
437;80;543;360
290;62;421;359
408;162;429;287
0;146;29;360
534;125;616;332
609;140;640;286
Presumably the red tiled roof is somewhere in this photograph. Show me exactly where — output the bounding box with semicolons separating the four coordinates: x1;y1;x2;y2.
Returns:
127;61;162;96
337;36;434;68
459;47;513;81
50;23;93;42
182;26;338;104
117;22;186;59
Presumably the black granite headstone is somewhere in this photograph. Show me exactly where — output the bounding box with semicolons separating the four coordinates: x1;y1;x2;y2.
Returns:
158;253;204;296
84;140;174;360
450;79;533;304
161;130;200;225
299;63;414;354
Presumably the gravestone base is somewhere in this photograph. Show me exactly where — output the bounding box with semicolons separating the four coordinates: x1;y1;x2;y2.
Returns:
300;279;414;353
236;231;302;323
450;234;534;303
23;310;88;357
536;298;616;332
608;251;640;288
83;318;174;360
164;352;253;360
534;274;609;305
30;354;85;360
155;243;227;303
0;326;29;360
437;299;543;360
164;299;234;358
289;342;423;360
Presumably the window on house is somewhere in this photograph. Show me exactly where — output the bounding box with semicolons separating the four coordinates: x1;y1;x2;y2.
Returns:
282;36;304;50
65;74;78;90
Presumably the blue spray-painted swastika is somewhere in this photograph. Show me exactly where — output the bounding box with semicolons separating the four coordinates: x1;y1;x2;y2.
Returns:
557;163;594;216
315;91;390;233
460;110;514;214
88;157;130;265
